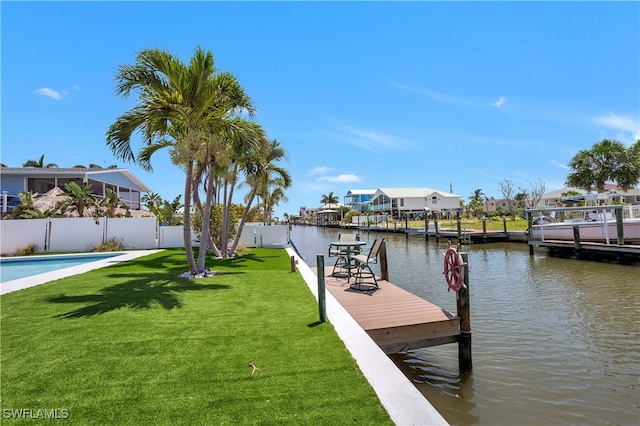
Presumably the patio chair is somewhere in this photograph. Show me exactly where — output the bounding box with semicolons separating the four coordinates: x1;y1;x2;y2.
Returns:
351;238;385;291
330;233;361;277
328;233;342;257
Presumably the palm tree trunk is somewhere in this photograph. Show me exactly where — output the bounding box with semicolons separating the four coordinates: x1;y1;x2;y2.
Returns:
183;160;197;274
220;183;230;258
229;188;257;255
197;165;216;272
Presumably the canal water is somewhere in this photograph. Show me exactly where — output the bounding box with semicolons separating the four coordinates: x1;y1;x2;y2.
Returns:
290;226;639;426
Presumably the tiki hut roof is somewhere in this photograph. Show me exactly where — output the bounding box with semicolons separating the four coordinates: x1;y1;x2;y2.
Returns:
33;187;154;218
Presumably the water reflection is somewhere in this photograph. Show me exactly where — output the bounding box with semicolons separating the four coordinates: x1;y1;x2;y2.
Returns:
290;226;640;426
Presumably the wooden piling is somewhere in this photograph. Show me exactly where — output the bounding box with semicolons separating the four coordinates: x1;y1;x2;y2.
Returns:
503;217;509;241
572;225;582;260
457;252;472;372
379;241;389;282
290;255;296;272
424;215;429;241
456;211;462;241
615;208;624;245
482;218;487;243
527;213;534;256
316;255;326;322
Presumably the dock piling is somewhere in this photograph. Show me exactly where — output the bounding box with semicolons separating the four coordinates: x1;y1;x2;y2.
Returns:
482;218;487;242
379;241;389;282
316;255;327;323
457;252;472;372
424;215;429;241
572;225;582;260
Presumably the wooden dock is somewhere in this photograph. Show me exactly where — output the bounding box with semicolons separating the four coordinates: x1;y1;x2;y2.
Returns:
530;239;640;263
317;267;460;354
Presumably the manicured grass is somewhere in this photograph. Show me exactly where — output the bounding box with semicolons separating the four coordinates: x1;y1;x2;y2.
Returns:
406;217;529;232
1;249;392;425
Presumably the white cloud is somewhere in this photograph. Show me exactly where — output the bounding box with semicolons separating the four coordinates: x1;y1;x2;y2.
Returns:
550;159;570;170
34;87;62;100
309;166;333;175
326;117;415;152
317;174;362;183
492;97;507;108
593;113;640;141
389;82;476;107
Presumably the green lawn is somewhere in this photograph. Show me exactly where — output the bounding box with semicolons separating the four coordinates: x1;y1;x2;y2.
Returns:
403;217;529;232
1;249;392;425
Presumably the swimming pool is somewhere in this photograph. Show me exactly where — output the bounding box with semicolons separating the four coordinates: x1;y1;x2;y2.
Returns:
0;253;123;283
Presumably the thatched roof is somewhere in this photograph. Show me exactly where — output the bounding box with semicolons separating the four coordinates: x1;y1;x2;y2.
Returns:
32;187;155;218
33;187;66;212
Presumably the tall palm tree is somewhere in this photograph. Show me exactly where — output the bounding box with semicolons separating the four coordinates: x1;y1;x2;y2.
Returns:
229;140;291;255
566;139;640;191
320;192;339;206
23;154;58;168
188;85;259;266
215;122;269;257
106;47;254;274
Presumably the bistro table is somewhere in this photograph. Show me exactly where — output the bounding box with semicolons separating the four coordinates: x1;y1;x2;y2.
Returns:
329;240;368;281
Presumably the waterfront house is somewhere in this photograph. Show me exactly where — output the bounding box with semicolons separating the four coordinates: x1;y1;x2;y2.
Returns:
539;186;640;207
0;167;151;211
370;188;461;217
343;189;375;212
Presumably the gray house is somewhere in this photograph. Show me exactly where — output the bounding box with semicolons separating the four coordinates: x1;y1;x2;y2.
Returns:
1;167;152;210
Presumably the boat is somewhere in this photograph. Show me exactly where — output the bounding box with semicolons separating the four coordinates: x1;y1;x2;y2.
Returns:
528;206;640;244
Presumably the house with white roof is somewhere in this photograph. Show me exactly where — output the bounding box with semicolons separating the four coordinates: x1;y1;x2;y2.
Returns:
539;186;640;207
343;189;375;212
370;187;461;216
0;167;151;210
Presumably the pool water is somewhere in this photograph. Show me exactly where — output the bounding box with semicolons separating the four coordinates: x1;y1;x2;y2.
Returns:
0;253;121;283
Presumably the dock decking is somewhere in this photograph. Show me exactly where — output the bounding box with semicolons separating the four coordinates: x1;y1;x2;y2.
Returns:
530;239;640;262
318;267;460;354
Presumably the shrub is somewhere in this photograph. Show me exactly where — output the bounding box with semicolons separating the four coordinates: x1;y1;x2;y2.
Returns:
94;238;124;252
13;243;38;256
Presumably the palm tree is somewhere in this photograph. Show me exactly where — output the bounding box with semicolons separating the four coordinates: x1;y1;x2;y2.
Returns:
95;188;126;218
566;139;640;191
106;47;254;274
23;154;58;168
141;192;162;212
73;163;118;169
229;140;291;255
212;123;268;237
320;192;339;206
56;181;95;217
467;189;485;218
261;186;289;224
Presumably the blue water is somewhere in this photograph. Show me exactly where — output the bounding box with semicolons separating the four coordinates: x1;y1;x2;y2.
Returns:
0;253;121;282
290;226;639;426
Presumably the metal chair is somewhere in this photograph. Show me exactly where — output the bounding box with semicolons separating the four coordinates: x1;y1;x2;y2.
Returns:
351;238;384;291
330;233;360;277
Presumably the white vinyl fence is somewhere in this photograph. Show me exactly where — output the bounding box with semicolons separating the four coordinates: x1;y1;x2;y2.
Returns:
0;218;289;255
237;224;290;248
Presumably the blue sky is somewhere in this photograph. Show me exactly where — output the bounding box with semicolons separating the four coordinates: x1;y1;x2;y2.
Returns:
2;1;639;220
